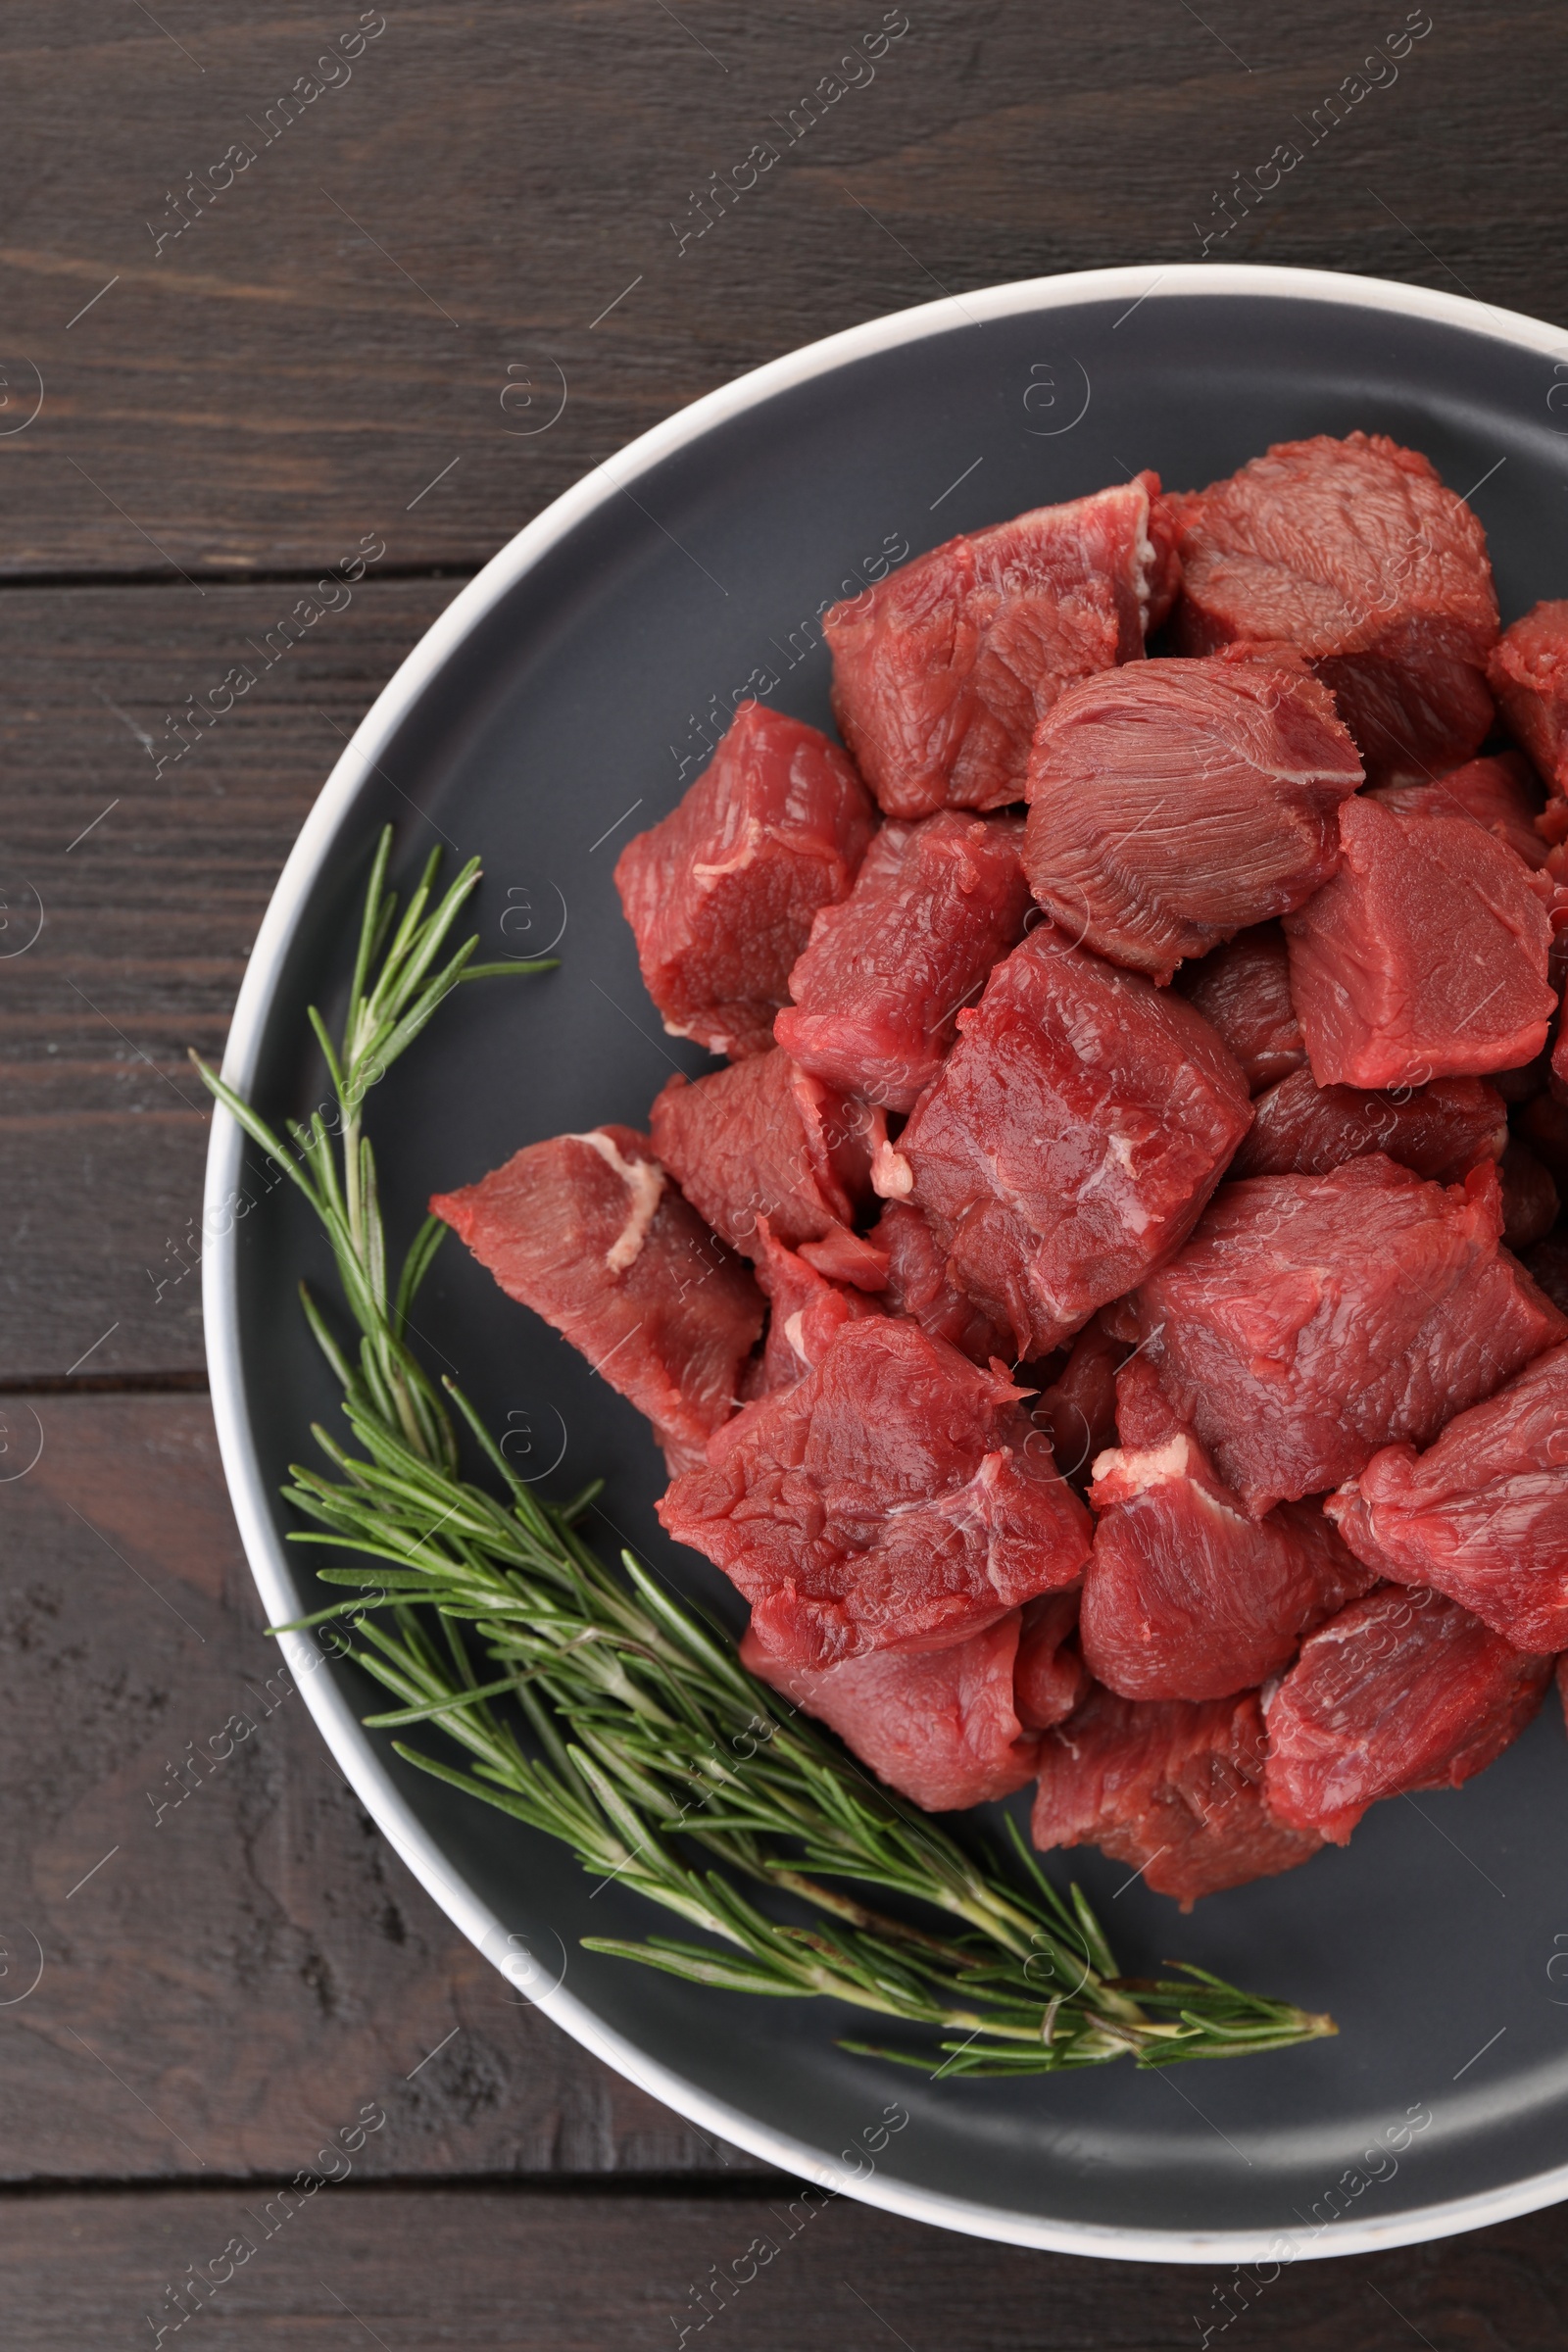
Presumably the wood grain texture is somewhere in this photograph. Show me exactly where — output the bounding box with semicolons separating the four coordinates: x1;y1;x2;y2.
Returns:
0;577;455;1378
4;2186;1568;2350
7;1;1568;2333
0;2;1562;579
0;1392;754;2178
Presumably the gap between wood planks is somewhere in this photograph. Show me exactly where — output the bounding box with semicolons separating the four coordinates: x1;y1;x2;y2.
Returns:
0;1372;209;1396
0;564;484;593
0;2174;788;2200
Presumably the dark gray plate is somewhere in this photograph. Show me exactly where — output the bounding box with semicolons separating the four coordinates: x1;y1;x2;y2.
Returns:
204;265;1568;2260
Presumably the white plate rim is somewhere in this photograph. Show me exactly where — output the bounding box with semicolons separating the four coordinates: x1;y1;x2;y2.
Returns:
203;259;1568;2262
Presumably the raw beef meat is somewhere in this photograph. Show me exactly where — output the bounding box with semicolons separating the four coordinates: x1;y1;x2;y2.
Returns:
614;701;875;1058
1111;1348;1181;1445
1022;653;1363;982
431;1127;762;1476
658;1317;1092;1668
775;811;1031;1110
867;1200;1014;1367
1013;1590;1088;1731
1500;1141;1559;1250
823;475;1173;818
1079;1360;1375;1701
1327;1340;1568;1651
1173;922;1305;1093
1032;1684;1322;1909
741;1612;1040;1812
1283;795;1555;1088
891;928;1252;1358
1099;1297;1142;1347
1486;601;1568;794
650;1048;874;1273
1165;431;1499;786
1030;1313;1126;1481
1231;1066;1506;1183
1374;751;1549;871
1133;1155;1568;1514
1263;1584;1552;1843
790;1223;890;1291
750;1218;883;1395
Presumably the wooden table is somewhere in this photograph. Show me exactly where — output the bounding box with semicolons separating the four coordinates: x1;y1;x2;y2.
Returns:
5;3;1568;2340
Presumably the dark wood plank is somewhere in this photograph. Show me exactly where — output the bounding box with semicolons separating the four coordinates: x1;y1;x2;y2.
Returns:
1;2;1564;579
0;576;456;1379
4;2185;1568;2350
0;1391;756;2177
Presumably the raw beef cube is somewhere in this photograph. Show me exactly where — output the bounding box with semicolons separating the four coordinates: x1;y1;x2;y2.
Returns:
1022;654;1363;982
1263;1584;1552;1843
658;1317;1092;1669
741;1613;1039;1812
1374;752;1549;871
891;928;1252;1359
1231;1066;1506;1183
1079;1360;1376;1702
613;701;875;1059
431;1128;762;1476
1283;795;1555;1088
1500;1141;1559;1250
1013;1590;1088;1731
1327;1340;1568;1651
823;475;1169;819
867;1200;1014;1367
1173;922;1305;1094
1133;1155;1568;1514
1032;1685;1322;1909
650;1049;872;1271
750;1218;882;1396
1486;601;1568;794
775;811;1031;1111
1030;1313;1127;1481
1166;431;1499;786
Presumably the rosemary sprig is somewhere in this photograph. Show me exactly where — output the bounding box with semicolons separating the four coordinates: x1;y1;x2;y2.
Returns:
195;827;1335;2075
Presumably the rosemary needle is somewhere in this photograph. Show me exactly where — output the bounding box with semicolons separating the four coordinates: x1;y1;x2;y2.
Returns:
194;827;1335;2076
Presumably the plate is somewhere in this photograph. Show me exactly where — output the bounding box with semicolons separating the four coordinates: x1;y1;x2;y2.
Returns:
204;263;1568;2261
